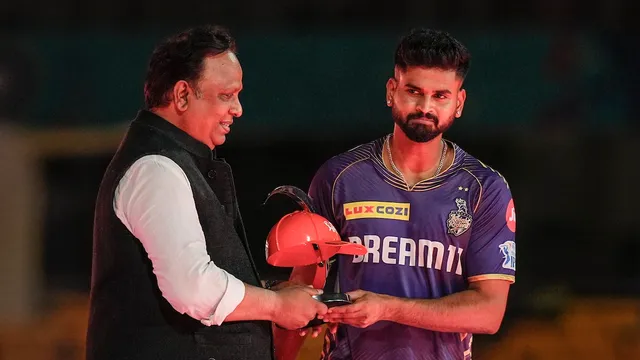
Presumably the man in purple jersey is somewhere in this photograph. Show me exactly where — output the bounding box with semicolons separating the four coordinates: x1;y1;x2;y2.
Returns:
306;28;517;360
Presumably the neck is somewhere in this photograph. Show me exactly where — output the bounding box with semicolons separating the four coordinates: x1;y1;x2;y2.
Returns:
389;127;445;176
151;107;215;150
152;107;183;130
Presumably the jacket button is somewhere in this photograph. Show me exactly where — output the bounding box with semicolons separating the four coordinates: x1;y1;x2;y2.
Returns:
207;170;216;178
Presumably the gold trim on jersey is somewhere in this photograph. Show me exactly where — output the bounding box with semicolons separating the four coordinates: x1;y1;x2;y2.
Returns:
467;274;515;283
331;158;370;219
460;168;483;214
461;333;473;359
371;136;464;192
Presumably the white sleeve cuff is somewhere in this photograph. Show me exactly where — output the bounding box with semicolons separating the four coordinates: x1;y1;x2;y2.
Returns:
201;274;246;326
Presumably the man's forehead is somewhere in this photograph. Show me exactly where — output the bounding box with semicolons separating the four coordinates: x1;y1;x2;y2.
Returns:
395;66;460;89
200;52;243;86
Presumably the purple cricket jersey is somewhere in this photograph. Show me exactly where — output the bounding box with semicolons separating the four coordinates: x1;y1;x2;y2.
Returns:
308;136;516;360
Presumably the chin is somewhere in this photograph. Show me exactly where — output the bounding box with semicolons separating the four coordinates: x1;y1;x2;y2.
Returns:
212;134;227;147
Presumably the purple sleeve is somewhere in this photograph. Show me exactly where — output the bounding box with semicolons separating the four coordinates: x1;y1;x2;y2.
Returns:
308;164;337;225
466;176;516;283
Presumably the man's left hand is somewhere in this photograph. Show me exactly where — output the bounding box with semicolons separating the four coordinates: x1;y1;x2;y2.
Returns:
322;290;390;328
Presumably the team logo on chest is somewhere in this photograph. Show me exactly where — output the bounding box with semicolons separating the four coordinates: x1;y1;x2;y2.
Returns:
447;198;472;236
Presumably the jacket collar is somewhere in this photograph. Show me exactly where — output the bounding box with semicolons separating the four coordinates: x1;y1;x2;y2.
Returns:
132;109;216;159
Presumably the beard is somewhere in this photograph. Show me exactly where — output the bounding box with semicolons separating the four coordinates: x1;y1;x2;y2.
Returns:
392;107;454;143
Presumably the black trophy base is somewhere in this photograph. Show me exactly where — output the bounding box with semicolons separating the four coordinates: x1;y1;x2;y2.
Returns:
303;292;351;329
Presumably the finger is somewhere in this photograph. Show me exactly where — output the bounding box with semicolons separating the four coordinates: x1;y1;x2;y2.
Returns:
312;328;320;338
346;289;366;300
300;286;324;296
316;304;329;316
324;313;365;322
323;314;367;322
329;317;366;327
327;304;361;314
329;323;339;334
322;316;344;324
299;329;308;337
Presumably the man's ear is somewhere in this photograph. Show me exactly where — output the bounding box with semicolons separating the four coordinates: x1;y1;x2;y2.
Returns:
455;88;467;118
386;77;397;107
172;80;190;112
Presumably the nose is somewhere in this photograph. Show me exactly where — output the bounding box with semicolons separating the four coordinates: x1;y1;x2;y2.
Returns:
230;97;243;118
415;95;433;115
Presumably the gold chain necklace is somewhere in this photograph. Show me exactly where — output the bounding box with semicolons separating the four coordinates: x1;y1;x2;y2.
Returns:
385;134;447;188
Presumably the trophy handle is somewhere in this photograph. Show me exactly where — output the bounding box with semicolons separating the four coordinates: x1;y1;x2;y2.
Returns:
263;185;317;213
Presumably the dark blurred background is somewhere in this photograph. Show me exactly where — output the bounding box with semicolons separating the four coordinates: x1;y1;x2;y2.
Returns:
0;0;639;359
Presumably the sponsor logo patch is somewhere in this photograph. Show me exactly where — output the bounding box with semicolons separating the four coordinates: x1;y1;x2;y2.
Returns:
506;199;516;232
343;201;410;221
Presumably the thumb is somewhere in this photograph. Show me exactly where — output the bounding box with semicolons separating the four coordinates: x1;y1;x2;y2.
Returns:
316;301;329;314
300;286;323;296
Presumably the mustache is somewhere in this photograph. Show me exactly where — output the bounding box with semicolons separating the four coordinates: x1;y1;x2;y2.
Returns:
407;112;438;123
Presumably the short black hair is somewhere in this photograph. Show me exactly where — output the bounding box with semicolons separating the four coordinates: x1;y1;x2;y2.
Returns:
143;25;237;109
394;28;471;81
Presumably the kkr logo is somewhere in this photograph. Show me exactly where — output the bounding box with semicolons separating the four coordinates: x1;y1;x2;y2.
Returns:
343;201;410;221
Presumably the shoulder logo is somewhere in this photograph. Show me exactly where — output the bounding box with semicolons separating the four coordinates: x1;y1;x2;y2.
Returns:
447;198;472;237
499;240;516;271
506;199;516;232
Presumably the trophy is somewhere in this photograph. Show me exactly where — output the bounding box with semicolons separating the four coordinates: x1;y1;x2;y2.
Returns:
263;185;367;328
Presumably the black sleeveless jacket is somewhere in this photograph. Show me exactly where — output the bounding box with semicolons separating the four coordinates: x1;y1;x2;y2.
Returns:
87;110;274;360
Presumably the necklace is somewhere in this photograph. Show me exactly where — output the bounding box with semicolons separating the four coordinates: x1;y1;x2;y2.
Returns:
385;134;447;187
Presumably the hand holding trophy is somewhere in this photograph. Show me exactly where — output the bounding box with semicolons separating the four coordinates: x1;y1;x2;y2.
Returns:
263;185;366;359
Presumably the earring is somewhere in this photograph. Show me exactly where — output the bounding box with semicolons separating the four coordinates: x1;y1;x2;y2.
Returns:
387;99;391;105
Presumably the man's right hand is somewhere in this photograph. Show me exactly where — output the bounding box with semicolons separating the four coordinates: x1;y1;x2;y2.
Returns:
272;286;328;330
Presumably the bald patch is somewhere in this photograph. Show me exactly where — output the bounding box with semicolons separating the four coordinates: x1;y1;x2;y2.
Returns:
198;51;243;93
